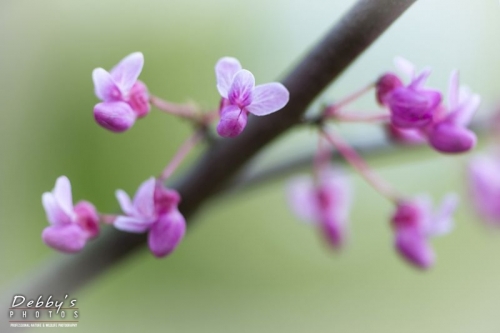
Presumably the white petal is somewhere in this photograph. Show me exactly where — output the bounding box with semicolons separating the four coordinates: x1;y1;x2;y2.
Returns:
215;57;242;98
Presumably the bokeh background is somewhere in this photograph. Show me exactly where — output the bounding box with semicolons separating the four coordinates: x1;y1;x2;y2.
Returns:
1;0;500;332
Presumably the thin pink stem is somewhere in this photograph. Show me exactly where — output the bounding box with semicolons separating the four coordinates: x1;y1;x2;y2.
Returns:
329;111;390;123
159;130;204;182
324;82;375;116
320;126;402;202
100;214;117;225
150;95;200;121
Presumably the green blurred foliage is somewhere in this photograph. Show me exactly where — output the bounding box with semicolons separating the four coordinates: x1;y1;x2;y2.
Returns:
1;0;500;332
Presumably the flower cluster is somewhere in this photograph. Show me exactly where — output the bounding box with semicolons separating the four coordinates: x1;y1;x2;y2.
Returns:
41;53;289;257
284;57;479;269
377;57;480;154
41;52;478;271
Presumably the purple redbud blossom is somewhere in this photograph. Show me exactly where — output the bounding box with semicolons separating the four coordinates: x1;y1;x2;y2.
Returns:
92;52;151;132
427;71;480;153
287;167;351;249
41;176;99;253
114;177;186;258
391;194;458;269
381;57;442;129
215;57;290;138
468;154;500;224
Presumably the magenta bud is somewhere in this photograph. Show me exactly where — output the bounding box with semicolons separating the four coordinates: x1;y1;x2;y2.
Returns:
94;101;137;133
216;105;248;138
148;209;186;258
128;81;150;118
154;182;181;215
428;123;476;154
74;201;100;238
376;73;403;105
391;201;422;229
386;87;442;128
320;216;344;249
395;228;435;269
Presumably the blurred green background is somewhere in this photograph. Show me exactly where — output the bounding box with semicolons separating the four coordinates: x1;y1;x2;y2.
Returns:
1;0;500;332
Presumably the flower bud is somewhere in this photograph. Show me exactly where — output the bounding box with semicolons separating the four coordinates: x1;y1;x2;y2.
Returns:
376;73;403;105
94;102;137;133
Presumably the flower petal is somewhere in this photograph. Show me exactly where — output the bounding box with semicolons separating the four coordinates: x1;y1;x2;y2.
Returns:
148;209;186;258
468;155;500;223
447;70;460;111
228;70;255;108
451;91;480;127
246;83;289;116
387;87;439;128
215;57;242;98
394;56;416;80
427;193;458;237
53;176;74;219
286;175;319;223
42;224;88;253
74;201;100;238
410;68;432;88
320;215;346;250
92;68;122;102
395;227;435;269
428;123;476;154
110;52;144;94
42;193;73;225
94;102;137;133
133;177;156;218
216;105;248;138
114;216;153;233
318;168;352;223
116;189;135;216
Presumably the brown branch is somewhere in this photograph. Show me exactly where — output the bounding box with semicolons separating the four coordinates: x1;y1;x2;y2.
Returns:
1;0;418;308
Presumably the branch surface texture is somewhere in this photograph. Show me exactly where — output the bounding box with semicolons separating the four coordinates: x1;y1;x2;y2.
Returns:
2;0;418;305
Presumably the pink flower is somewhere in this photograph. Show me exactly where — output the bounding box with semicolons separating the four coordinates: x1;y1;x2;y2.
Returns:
114;178;186;258
391;194;458;269
468;154;500;224
92;52;150;132
426;71;480;153
215;57;290;138
378;57;442;129
41;176;99;253
287;167;351;249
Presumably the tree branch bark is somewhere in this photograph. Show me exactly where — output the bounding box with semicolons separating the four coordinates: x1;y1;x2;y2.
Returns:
2;0;418;307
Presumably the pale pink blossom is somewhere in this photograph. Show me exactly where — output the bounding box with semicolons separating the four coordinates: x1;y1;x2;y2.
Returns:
215;57;289;137
92;52;150;132
391;194;458;269
42;176;99;253
114;178;185;258
287;167;351;249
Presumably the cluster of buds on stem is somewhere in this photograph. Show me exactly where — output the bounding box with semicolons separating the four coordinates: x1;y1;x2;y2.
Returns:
287;57;479;269
41;53;290;257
